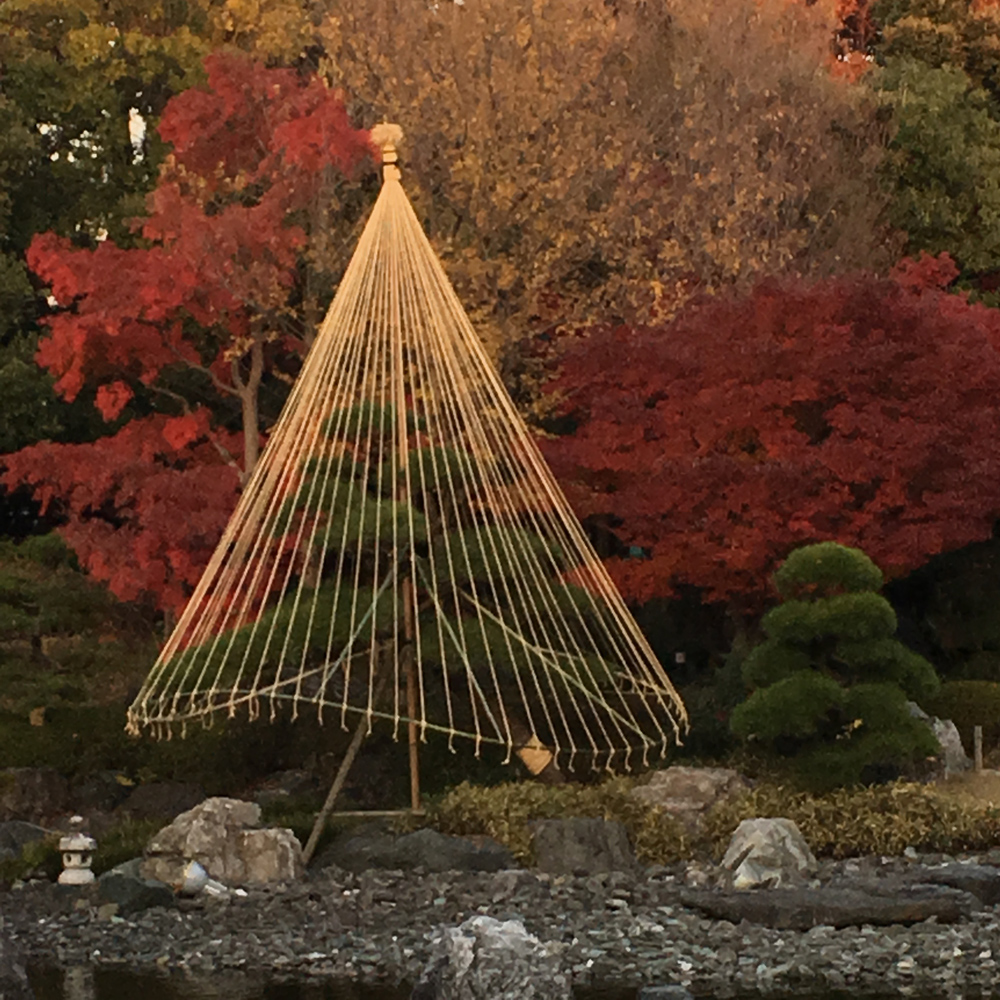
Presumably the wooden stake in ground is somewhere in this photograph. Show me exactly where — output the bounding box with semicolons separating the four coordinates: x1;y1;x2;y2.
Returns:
302;703;371;865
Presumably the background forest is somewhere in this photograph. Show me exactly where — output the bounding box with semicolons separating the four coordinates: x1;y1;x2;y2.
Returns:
4;0;1000;798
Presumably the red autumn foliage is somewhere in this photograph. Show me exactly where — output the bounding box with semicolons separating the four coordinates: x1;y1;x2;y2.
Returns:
4;54;373;612
541;253;1000;608
2;413;242;611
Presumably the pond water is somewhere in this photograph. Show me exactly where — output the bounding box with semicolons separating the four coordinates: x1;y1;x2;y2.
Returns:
24;966;940;1000
26;966;636;1000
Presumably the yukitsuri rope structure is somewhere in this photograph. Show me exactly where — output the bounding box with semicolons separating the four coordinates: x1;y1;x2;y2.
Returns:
126;125;687;827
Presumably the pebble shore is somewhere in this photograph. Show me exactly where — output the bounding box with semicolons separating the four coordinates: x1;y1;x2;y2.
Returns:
7;854;1000;997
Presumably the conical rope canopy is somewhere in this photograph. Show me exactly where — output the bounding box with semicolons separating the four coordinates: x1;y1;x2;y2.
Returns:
126;125;688;774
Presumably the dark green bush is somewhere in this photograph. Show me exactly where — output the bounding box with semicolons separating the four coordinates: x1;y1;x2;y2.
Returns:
731;542;941;791
923;680;1000;755
774;542;884;599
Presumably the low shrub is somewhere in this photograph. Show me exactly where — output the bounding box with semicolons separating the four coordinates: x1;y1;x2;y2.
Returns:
702;779;1000;859
429;775;690;865
429;772;1000;866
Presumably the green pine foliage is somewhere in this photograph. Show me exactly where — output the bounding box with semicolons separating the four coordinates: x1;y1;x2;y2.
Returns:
731;542;941;791
190;403;621;705
0;532;158;716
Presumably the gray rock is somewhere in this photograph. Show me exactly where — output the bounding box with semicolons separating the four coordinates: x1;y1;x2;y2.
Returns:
721;817;817;889
680;882;979;929
319;827;515;874
531;817;636;875
411;915;570;999
630;766;748;832
907;702;971;776
0;768;69;824
97;866;175;916
142;797;303;887
932;717;972;776
0;821;47;861
911;863;1000;905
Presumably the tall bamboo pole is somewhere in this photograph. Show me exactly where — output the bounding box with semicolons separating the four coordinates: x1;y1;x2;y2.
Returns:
377;123;422;813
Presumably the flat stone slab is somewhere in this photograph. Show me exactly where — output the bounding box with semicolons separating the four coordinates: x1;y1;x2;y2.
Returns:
908;863;1000;905
318;827;515;874
680;883;979;930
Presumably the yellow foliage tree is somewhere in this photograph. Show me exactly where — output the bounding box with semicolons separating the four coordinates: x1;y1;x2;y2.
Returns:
315;0;899;387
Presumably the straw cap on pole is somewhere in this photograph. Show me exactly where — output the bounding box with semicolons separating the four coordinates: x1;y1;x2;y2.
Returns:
371;122;404;183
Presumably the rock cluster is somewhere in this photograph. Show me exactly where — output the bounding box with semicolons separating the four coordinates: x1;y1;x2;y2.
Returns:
141;797;303;888
8;852;1000;997
412;915;570;999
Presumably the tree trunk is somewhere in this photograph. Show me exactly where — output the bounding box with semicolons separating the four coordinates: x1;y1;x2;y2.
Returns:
237;335;265;481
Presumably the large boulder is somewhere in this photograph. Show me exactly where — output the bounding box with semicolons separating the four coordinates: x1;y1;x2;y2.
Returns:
630;767;748;831
680;882;978;929
721;817;816;889
141;797;303;887
317;827;515;873
530;817;636;875
0;768;68;824
411;915;570;1000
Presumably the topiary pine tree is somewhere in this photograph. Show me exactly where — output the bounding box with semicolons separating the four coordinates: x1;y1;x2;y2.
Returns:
730;542;941;791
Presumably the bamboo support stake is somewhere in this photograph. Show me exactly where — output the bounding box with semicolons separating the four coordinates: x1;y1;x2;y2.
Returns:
375;122;422;814
404;578;420;811
303;663;393;865
975;725;983;773
302;706;370;866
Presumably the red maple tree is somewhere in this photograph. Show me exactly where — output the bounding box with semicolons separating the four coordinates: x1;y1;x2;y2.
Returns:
3;54;374;613
542;253;1000;608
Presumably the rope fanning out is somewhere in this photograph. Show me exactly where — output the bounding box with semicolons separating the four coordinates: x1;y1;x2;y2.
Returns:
126;126;688;770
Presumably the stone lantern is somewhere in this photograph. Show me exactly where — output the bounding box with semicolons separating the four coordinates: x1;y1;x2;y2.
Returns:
58;816;96;885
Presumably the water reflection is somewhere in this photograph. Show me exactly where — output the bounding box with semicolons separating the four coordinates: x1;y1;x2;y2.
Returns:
29;966;930;1000
27;966;412;1000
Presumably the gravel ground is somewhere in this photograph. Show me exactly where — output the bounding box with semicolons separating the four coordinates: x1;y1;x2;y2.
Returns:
6;854;1000;997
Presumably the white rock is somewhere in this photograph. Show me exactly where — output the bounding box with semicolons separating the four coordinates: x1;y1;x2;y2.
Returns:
722;817;816;890
932;718;971;777
413;915;571;999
